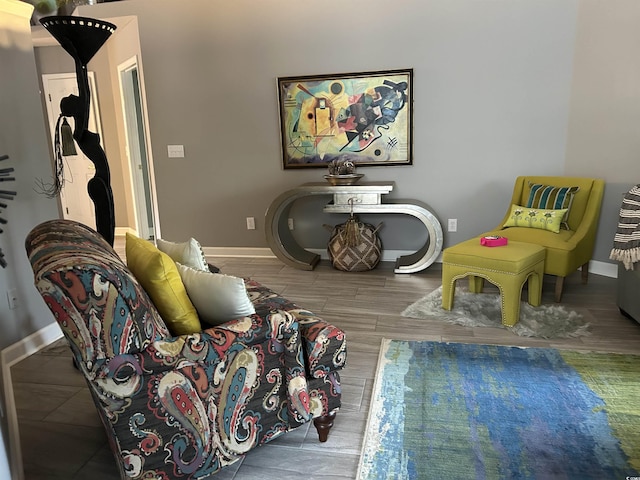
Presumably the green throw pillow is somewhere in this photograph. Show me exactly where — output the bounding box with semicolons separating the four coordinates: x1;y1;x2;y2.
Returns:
503;204;568;233
526;183;579;230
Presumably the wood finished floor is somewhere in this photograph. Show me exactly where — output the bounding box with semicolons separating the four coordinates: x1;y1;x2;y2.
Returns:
11;245;640;479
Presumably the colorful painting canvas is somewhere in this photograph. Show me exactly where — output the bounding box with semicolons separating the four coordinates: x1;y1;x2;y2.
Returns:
278;69;413;168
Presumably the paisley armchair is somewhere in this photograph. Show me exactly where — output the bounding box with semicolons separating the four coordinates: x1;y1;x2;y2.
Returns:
25;219;346;479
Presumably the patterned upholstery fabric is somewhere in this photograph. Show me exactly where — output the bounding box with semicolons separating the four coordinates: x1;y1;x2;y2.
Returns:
25;219;345;479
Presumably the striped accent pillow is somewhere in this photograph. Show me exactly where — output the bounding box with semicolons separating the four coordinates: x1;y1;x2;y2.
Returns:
526;183;579;230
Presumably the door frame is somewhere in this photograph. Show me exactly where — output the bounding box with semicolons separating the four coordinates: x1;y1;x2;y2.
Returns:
117;55;161;240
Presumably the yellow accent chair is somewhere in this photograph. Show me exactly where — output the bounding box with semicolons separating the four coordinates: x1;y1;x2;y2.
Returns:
480;176;605;302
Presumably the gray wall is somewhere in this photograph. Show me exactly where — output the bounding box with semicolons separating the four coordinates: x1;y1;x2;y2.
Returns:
0;0;61;476
72;0;630;262
69;0;638;265
564;0;640;263
0;4;59;349
2;0;639;476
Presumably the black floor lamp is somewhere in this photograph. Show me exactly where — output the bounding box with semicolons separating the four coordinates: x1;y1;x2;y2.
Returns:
40;16;117;246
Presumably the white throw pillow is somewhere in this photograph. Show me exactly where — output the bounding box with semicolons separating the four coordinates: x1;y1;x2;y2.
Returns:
176;263;255;325
157;237;208;271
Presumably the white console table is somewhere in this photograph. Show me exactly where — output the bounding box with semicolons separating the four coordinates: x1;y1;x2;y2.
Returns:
264;182;443;273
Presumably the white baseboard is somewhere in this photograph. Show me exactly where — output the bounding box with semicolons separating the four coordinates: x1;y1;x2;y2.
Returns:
202;247;418;263
1;322;63;367
202;247;276;258
590;260;618;278
307;248;417;264
203;247;618;278
115;227;136;237
1;322;63;480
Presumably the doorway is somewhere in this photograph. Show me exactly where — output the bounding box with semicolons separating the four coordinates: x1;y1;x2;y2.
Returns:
118;56;156;241
42;72;100;229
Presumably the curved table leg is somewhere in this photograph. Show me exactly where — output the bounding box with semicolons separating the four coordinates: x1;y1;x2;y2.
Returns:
324;200;443;273
265;185;443;274
264;186;323;270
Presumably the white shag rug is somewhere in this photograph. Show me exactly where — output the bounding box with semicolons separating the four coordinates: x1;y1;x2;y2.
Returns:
401;286;590;338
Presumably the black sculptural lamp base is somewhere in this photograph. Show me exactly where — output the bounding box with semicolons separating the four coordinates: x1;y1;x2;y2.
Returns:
40;16;117;246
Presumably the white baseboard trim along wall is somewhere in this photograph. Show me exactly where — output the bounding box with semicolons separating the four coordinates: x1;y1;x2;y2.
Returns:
1;323;63;480
115;226;137;237
203;247;619;279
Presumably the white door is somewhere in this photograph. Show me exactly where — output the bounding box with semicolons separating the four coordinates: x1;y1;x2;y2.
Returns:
42;73;102;230
118;57;156;240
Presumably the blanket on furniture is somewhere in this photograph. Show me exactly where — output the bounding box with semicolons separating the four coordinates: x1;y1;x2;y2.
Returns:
610;184;640;270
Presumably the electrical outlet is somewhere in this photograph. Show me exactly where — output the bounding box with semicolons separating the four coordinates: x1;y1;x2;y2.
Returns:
447;218;458;232
246;217;256;230
7;288;18;310
288;218;294;230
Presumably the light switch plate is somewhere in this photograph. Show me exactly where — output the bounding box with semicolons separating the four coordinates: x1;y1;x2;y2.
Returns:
167;145;185;158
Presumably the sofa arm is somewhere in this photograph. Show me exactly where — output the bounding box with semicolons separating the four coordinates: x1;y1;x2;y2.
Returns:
242;278;347;379
86;306;314;451
291;309;347;379
88;309;298;378
85;306;313;477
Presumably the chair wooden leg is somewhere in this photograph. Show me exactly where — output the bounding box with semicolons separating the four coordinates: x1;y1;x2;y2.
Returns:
554;276;565;303
581;262;589;284
313;412;336;442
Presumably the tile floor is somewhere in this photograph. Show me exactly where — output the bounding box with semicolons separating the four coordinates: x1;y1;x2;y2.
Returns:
11;251;640;479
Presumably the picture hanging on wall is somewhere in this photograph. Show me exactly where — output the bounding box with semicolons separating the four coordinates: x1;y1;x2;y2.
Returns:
277;69;413;169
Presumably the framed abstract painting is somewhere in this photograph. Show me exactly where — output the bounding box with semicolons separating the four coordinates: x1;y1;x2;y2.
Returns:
277;69;413;169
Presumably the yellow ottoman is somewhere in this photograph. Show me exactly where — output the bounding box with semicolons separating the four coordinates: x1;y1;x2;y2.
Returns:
442;238;546;326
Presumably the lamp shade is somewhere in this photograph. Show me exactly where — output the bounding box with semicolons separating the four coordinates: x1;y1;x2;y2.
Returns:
39;16;116;66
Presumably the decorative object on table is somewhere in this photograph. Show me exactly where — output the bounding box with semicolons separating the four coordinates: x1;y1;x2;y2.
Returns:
480;235;507;247
401;285;590;338
278;69;413;169
324;158;364;185
324;198;383;272
359;339;640;480
0;154;16;268
38;15;117;246
610;183;640;271
323;174;365;186
328;158;356;175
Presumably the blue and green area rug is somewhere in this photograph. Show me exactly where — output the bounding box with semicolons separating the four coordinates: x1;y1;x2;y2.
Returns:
358;340;640;480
